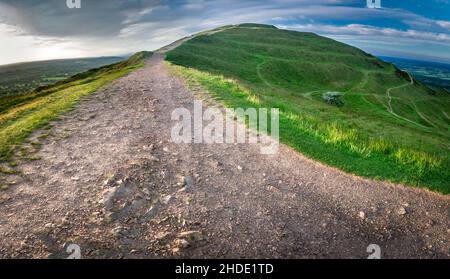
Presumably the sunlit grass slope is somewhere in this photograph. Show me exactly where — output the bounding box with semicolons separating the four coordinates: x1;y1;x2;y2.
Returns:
166;24;450;193
0;51;152;161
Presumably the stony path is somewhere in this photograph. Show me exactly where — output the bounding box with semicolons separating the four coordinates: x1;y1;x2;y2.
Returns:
0;53;448;259
386;71;430;129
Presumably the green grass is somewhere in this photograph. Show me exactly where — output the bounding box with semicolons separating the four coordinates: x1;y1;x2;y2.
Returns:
0;51;151;161
166;24;450;194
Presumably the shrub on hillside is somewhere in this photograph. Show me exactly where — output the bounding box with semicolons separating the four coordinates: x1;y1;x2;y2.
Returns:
323;92;344;107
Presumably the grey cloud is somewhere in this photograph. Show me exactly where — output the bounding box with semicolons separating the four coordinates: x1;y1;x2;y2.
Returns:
0;0;366;39
0;0;165;38
0;0;449;64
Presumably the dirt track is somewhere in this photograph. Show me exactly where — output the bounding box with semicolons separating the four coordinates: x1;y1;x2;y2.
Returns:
0;53;448;259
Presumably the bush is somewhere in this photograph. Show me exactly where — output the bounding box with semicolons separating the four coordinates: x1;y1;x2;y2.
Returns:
323;92;344;106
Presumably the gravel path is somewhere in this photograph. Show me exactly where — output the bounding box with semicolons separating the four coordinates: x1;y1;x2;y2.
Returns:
0;53;448;259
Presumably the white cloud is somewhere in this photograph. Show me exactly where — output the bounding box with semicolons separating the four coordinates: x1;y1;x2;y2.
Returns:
0;0;449;64
280;23;450;43
437;20;450;29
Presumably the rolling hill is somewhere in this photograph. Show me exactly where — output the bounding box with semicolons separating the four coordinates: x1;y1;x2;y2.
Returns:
0;56;125;97
0;51;151;162
166;23;450;193
380;56;450;91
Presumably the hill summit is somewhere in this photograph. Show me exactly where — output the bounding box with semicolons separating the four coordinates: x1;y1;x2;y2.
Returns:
166;23;450;193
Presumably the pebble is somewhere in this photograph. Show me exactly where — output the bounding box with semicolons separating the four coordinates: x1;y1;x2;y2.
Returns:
397;207;407;215
111;226;126;238
177;231;204;242
178;176;193;188
142;188;151;196
173;238;189;249
171;247;180;254
184;176;193;186
358;211;365;219
160;195;172;205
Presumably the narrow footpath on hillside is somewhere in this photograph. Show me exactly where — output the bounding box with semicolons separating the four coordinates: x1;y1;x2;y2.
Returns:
386;72;431;129
0;53;448;259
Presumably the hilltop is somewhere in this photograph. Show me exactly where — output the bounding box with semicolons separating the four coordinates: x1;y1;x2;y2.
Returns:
166;24;450;193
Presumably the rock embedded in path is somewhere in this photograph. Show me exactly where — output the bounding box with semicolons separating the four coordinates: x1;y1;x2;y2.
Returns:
358;211;366;219
177;175;193;190
160;195;172;205
111;226;125;237
172;238;190;249
44;223;54;229
171;231;206;251
177;231;205;243
184;176;193;186
397;207;407;216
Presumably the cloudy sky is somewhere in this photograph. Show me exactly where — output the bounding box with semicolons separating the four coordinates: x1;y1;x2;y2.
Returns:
0;0;449;65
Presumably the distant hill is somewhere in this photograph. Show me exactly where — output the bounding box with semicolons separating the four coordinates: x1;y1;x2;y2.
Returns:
379;56;450;91
166;24;450;193
0;51;151;161
0;57;125;96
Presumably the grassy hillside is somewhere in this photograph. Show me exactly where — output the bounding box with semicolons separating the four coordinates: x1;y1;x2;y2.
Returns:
166;24;450;194
0;56;125;97
0;51;151;162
